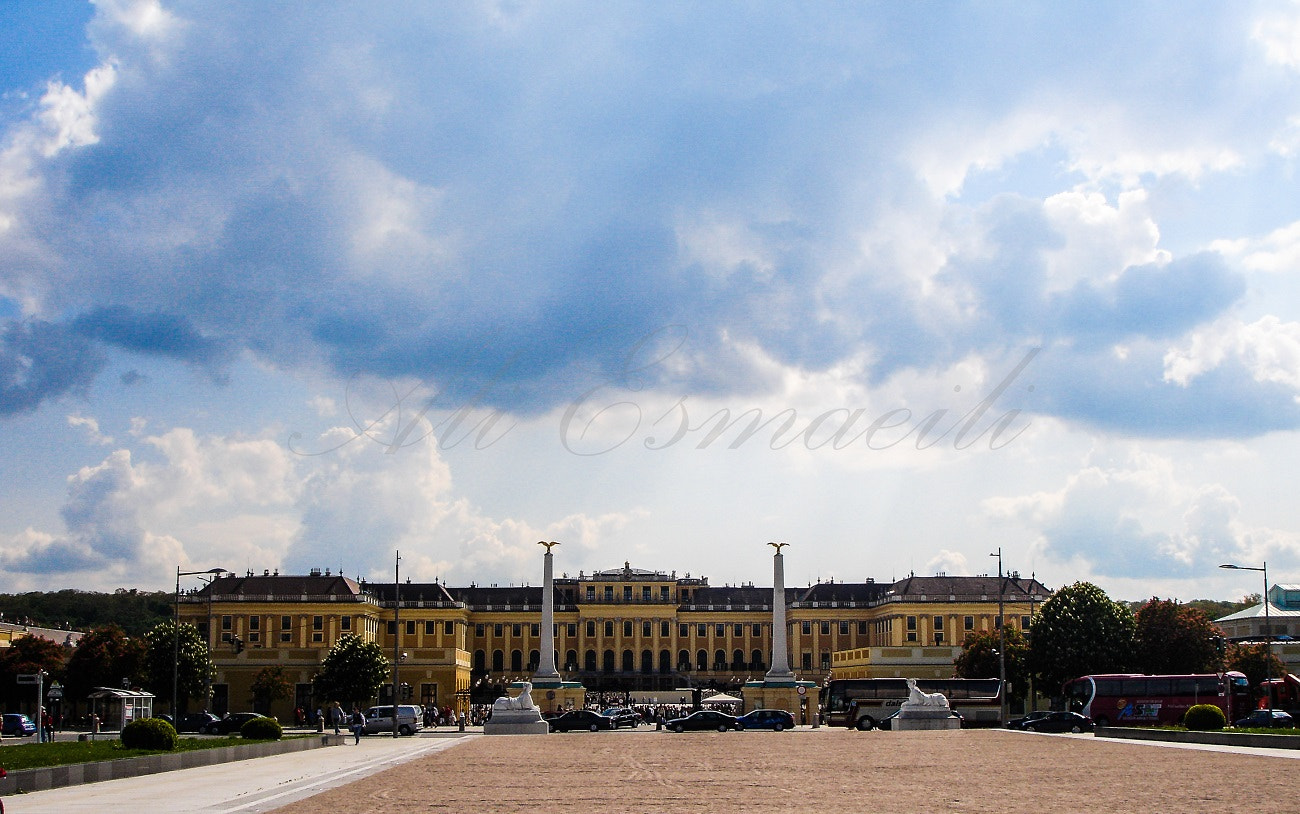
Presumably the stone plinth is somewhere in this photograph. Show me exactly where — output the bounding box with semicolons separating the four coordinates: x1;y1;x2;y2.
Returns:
483;708;550;735
894;705;961;731
742;679;819;725
531;680;586;718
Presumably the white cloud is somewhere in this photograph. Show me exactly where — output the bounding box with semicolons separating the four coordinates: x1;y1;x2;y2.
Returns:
1253;2;1300;70
1210;219;1300;274
1163;315;1300;391
68;414;114;445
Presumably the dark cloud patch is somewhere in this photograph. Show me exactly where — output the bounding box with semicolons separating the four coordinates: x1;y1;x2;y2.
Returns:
0;318;105;417
72;305;227;364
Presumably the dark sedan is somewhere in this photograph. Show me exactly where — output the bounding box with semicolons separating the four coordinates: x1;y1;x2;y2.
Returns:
736;709;795;731
175;712;220;733
665;710;741;733
2;714;36;737
204;712;271;735
601;708;643;728
1234;709;1295;729
549;710;614;732
1004;711;1051;730
1013;711;1093;733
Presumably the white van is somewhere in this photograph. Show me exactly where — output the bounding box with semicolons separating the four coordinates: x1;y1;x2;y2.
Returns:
363;704;423;735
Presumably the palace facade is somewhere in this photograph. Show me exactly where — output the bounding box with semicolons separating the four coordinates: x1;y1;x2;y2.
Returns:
180;565;1049;720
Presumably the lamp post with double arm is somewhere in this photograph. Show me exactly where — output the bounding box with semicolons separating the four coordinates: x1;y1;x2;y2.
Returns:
1220;561;1273;709
175;566;226;717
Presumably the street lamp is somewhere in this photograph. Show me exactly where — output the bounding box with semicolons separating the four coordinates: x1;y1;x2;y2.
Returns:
175;566;226;717
1219;561;1273;708
990;548;1006;724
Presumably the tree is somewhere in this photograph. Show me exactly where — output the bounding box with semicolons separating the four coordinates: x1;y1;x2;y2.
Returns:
311;634;390;707
1132;599;1223;675
0;634;68;710
1029;582;1135;696
143;621;215;711
250;665;294;714
1226;642;1286;704
63;625;148;702
954;625;1030;701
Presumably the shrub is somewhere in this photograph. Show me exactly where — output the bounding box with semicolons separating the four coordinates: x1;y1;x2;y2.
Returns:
1184;704;1227;731
240;716;283;740
121;717;178;750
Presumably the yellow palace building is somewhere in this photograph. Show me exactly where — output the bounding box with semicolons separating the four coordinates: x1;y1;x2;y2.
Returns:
181;565;1049;720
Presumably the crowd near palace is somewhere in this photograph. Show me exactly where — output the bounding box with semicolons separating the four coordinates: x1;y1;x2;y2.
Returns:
174;563;1050;722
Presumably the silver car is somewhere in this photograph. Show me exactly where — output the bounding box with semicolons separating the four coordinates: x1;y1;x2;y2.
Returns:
363;704;423;735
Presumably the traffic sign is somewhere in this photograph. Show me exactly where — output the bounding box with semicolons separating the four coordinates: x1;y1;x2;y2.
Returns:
47;682;64;700
17;673;40;684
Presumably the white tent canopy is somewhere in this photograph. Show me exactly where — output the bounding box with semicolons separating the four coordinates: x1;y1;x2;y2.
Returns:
702;693;742;705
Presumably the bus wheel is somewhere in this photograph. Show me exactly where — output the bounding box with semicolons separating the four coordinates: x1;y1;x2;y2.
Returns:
855;718;874;731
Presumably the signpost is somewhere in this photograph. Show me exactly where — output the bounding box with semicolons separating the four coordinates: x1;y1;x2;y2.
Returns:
16;671;47;741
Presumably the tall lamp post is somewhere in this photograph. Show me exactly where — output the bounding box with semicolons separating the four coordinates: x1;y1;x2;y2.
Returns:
990;547;1006;723
175;566;226;717
1220;561;1273;709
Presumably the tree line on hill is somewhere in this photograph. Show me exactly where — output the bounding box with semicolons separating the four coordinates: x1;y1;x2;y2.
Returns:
0;589;173;637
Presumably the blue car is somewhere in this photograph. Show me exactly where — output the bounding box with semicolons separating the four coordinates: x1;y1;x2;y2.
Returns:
2;713;36;737
736;709;796;731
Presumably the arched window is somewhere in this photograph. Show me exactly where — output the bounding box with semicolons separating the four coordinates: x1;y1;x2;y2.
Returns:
714;649;727;670
510;650;523;672
584;649;597;671
660;649;673;673
529;650;540;671
641;650;654;673
603;649;615;673
732;649;745;669
751;649;764;671
566;650;578;671
622;649;635;672
492;650;504;672
474;650;486;671
696;649;708;671
678;650;691;671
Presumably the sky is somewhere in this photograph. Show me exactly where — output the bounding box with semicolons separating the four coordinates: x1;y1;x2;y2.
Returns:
2;1;1300;604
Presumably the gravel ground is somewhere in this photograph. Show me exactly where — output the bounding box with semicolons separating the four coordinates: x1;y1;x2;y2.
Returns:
269;728;1295;814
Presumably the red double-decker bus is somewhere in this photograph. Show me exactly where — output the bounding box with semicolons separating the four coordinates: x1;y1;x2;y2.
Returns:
1062;672;1250;727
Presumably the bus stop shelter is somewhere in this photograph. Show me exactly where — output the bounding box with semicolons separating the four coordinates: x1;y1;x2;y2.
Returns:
87;687;155;732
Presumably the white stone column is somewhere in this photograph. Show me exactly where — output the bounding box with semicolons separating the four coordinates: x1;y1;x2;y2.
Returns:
765;544;794;681
533;542;561;684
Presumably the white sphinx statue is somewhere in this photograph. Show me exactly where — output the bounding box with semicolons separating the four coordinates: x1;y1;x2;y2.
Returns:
493;681;537;712
904;678;951;708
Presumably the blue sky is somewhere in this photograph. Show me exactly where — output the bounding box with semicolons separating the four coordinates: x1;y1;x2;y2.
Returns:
3;1;1300;602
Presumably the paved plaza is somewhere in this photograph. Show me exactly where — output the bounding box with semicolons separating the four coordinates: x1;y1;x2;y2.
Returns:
7;728;1300;813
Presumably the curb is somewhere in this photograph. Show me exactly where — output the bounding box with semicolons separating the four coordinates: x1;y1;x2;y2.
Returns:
1095;726;1300;750
0;733;346;795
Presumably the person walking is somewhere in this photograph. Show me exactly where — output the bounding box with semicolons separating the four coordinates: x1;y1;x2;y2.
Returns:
331;701;343;734
350;706;365;744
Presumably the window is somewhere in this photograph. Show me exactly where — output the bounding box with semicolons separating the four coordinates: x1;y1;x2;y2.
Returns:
567;624;577;637
586;621;596;637
512;624;521;637
341;616;351;631
475;623;485;637
751;649;763;670
222;615;232;631
680;624;689;637
906;616;917;630
623;621;633;637
802;652;813;670
643;621;652;637
821;652;831;669
697;649;708;671
531;624;540;637
603;650;615;672
624;586;633;601
933;616;944;631
661;621;670;637
604;586;614;601
821;621;830;635
249;616;260;631
839;621;849;635
586;586;595;600
281;615;291;630
964;616;974;631
857;621;867;635
1021;616;1031;630
681;589;690;603
492;650;504;671
494;624;503;637
714;623;723;637
585;650;597;671
661;586;670;601
407;620;416;635
714;649;726;669
642;586;652;601
753;623;762;636
697;623;707;636
387;621;397;635
510;650;523;672
605;621;614;637
734;623;743;636
801;621;811;635
445;621;455;635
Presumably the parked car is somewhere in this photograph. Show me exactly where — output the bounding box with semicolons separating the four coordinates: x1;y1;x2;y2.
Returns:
601;708;643;728
1;714;36;737
363;705;423;736
548;710;614;732
1004;711;1051;730
204;712;272;735
736;709;795;731
1234;709;1295;729
1014;711;1094;733
665;710;741;733
175;712;220;733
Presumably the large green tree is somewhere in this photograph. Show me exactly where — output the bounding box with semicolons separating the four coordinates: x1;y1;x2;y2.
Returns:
954;625;1031;701
63;625;148;702
1132;598;1223;674
1029;581;1135;696
311;634;390;707
143;621;215;711
0;634;68;709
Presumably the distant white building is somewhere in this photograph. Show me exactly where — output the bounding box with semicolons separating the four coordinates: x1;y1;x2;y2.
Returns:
1215;585;1300;642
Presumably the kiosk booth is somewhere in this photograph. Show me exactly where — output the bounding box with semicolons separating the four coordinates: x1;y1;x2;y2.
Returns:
87;687;156;732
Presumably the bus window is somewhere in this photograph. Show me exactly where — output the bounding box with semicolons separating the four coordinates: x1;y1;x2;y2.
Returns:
1121;679;1147;696
1174;678;1197;696
1198;677;1222;695
1146;679;1172;696
1095;679;1121;697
